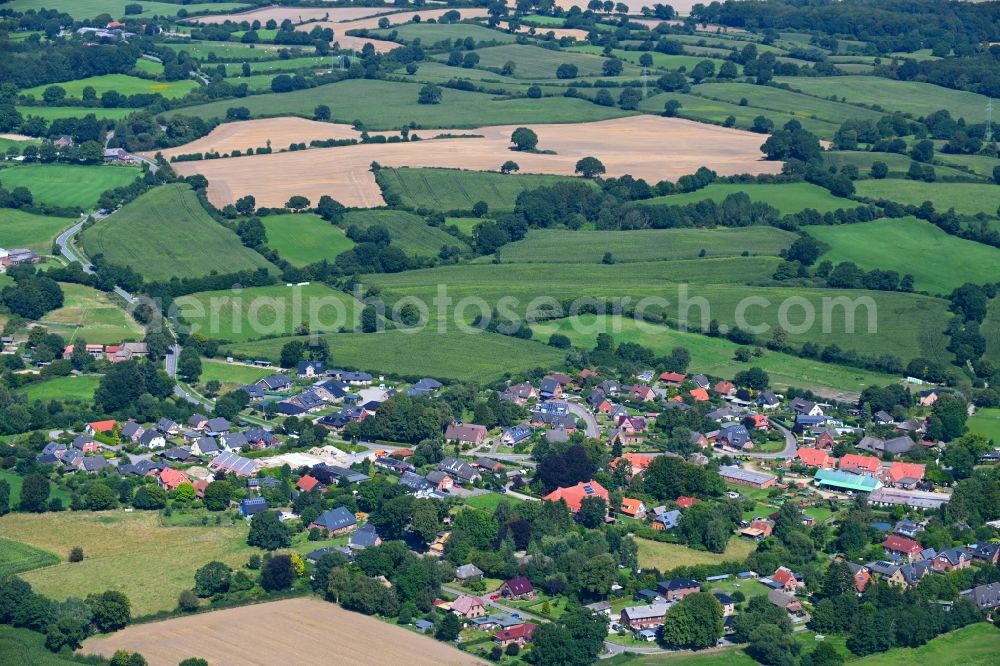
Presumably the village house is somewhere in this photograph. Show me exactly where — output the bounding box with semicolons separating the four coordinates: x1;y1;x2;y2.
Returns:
791;398;823;416
621;497;647;519
630;385;656;402
586;390;613;414
438;457;481;484
495;623;536;649
713;380;735;396
770;567;804;593
883;535;924;561
713;592;736;616
311;507;358;536
499;576;536;601
159;468;190;492
657;578;700;602
349;524;381;550
71;435;100;454
717;424;751;450
881;461;926;489
501;382;537;405
767;589;803;614
500;424;533;446
962;583;1000;610
239;497;268;519
796;448;834;468
451;595;487;619
689;387;710;402
543;480;609;513
454;564;484;583
659;372;686;387
86;420;116;437
839;454;881;475
620;603;669;630
444;423;488;446
931;547;972;572
120;421;144;444
539;378;563;399
209;451;259;477
653;509;681;531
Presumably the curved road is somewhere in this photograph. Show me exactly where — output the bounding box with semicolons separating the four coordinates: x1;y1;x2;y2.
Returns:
566;401;601;439
744;421;798;460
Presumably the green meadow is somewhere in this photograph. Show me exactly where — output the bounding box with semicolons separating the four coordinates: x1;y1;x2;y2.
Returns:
175;283;363;342
17;374;102;402
179;79;632;129
854;179;1000;216
14;105;136;122
375;22;518;44
37;282;144;345
969;408;1000;444
807;217;1000;295
693;81;885;125
198;358;275;392
262;213;356;267
0;209;72;254
984;297;1000;365
530;314;897;396
498;227;796;263
640;182;857;215
568;45;727;72
378;167;588;213
81;184;276;281
5;0;250;19
821;151;974;180
460;43;637;79
0;537;60;578
0;163;139;209
342;209;469;257
21;73;198;100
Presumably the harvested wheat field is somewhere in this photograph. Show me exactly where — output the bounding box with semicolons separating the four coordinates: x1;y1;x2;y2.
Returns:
332;34;401;53
171;115;780;208
305;7;490;33
514;24;591;40
190;6;391;25
82;598;486;666
145;118;364;160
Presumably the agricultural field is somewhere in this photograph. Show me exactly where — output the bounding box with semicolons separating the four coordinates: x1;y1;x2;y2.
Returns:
821;151;975;181
82;598;485;666
853;179;1000;216
379;167;588;212
807;217;1000;295
81;183;276;281
0;164;140;209
968;408;1000;443
190;5;389;25
984;297;1000;365
221;56;339;75
162;41;286;61
13;105;136;122
568;45;727;72
774;75;992;121
261;212;356;267
37;283;144;345
171;115;781;209
17;374;102;402
21;74;199;101
150;118;363;161
174;283;363;342
640;182;857;215
131;58;163;76
0;511;255;617
222;329;566;382
693;81;886;126
375;21;519;44
636;537;757;569
459;43;637;79
498;227;797;263
0;209;72;254
367;264;952;363
0;537;59;578
0;626;101;666
177;78;631;128
4;0;251;19
935;152;1000;180
530;314;897;398
197;358;275;392
343;209;469;257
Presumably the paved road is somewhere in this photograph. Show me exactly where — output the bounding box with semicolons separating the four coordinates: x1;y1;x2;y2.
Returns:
566;401;600;439
56;218;91;271
744;421;798;460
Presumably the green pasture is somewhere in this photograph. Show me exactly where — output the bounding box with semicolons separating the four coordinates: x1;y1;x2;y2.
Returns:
694;81;884;126
21;73;198;100
81;183;276;281
854;179;1000;217
0;209;72;254
0;163;140;209
641;182;857;215
498;227;796;263
807;217;1000;295
821;151;975;181
37;282;144;344
17;374;102;402
378;167;589;213
4;0;251;19
374;22;518;44
0;537;60;578
530;314;897;396
198;358;275;392
568;44;726;72
460;43;637;79
969;408;1000;444
262;212;355;267
342;208;469;257
175;283;363;342
178;78;633;128
14;105;136;122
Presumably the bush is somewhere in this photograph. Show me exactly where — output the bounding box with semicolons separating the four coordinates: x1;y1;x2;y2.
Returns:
69;546;84;562
177;589;200;612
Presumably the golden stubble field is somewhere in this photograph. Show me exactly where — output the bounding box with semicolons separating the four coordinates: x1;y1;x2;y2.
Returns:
82;598;487;666
170;115;781;208
303;7;490;34
190;6;392;25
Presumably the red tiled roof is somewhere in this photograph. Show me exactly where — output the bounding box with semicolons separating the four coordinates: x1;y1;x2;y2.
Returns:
839;454;880;473
497;623;536;642
160;468;190;489
796;448;832;467
543;480;609;513
676;496;698;509
714;381;735;395
887;461;925;483
883;534;922;555
621;498;644;515
611;453;654;474
88;419;116;433
659;372;686;383
297;475;320;492
689;388;709;401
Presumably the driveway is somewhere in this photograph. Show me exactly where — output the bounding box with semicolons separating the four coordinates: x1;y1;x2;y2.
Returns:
566;401;600;439
744;421;798;460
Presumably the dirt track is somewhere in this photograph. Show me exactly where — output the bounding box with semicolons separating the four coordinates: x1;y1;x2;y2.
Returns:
170;115;781;208
81;598;486;666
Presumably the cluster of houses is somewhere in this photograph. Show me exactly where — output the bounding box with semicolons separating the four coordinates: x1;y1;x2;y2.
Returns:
60;341;149;363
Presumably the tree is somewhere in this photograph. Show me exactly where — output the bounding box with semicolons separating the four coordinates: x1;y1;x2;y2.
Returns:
261;554;295;591
510;127;538;151
472;201;489;218
410;500;440;545
576;496;607;528
556;63;578;79
45;614;88;652
247;510;291;550
177;346;202;383
286;195;310;210
177;589;200;612
87;591;131;632
748;623;800;665
619;87;642;110
663;99;682;117
659;592;723;650
314;104;331;120
280;340;304;368
417;84;442;104
575;157;605;178
203;480;233;511
235;194;256;216
500;160;519;174
527;85;542;98
734;367;770;390
0;479;9;516
132;484;167;510
602;59;623;76
108;650;146;666
870;161;889;179
194;561;232;597
528;624;581;666
436;612;461;641
69;546;84;563
20;472;49;512
173;483;196;503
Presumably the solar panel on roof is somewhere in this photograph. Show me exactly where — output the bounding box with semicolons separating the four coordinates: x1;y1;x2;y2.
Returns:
583;486;594;494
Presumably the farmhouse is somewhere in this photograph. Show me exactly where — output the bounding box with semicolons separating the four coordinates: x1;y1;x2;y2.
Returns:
869;487;951;510
620;603;669;630
718;466;776;489
657;578;700;602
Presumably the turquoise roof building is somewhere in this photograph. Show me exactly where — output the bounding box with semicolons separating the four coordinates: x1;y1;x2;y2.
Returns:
814;468;881;493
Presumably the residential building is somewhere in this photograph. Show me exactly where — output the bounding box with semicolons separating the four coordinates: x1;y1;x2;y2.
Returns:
882;535;924;561
931;547;971;572
455;564;484;582
499;577;536;601
620;603;669;630
621;497;647;519
495;623;536;648
869;487;951;510
444;423;488;446
438;457;480;484
839;454;881;475
962;583;1000;610
451;595;487;618
796;448;834;468
543;480;609;513
311;507;358;536
657;578;700;602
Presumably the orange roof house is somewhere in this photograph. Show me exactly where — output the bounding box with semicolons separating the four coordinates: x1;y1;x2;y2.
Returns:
749;519;774;537
659;372;686;385
676;496;698;509
771;566;803;592
543;480;609;513
796;448;834;468
296;475;321;492
159;468;190;492
853;567;871;593
630;385;656;402
621;497;647;518
689;388;709;402
86;420;116;435
839;454;881;475
611;453;654;476
749;414;769;429
884;462;925;486
714;381;735;395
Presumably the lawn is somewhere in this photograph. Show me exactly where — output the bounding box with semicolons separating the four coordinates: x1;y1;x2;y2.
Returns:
445;217;480;235
261;213;356;267
198;359;275;391
0;469;72;508
774;75;993;121
4;0;251;20
174;283;363;342
17;374;102;402
0;626;101;666
0;511;256;616
374;22;518;44
221;329;566;382
131;58;164;76
969;408;1000;444
163;41;285;62
463;493;523;512
0;209;73;254
81;183;276;281
21;74;198;101
461;43;636;79
498;227;796;263
530;315;897;397
0;536;60;578
0;163;140;209
14;105;136;122
854;179;1000;217
378;167;589;213
342;208;469;257
640;182;858;215
179;78;631;129
37;282;143;344
807;217;1000;295
636;537;757;570
367;263;951;364
854;623;1000;666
